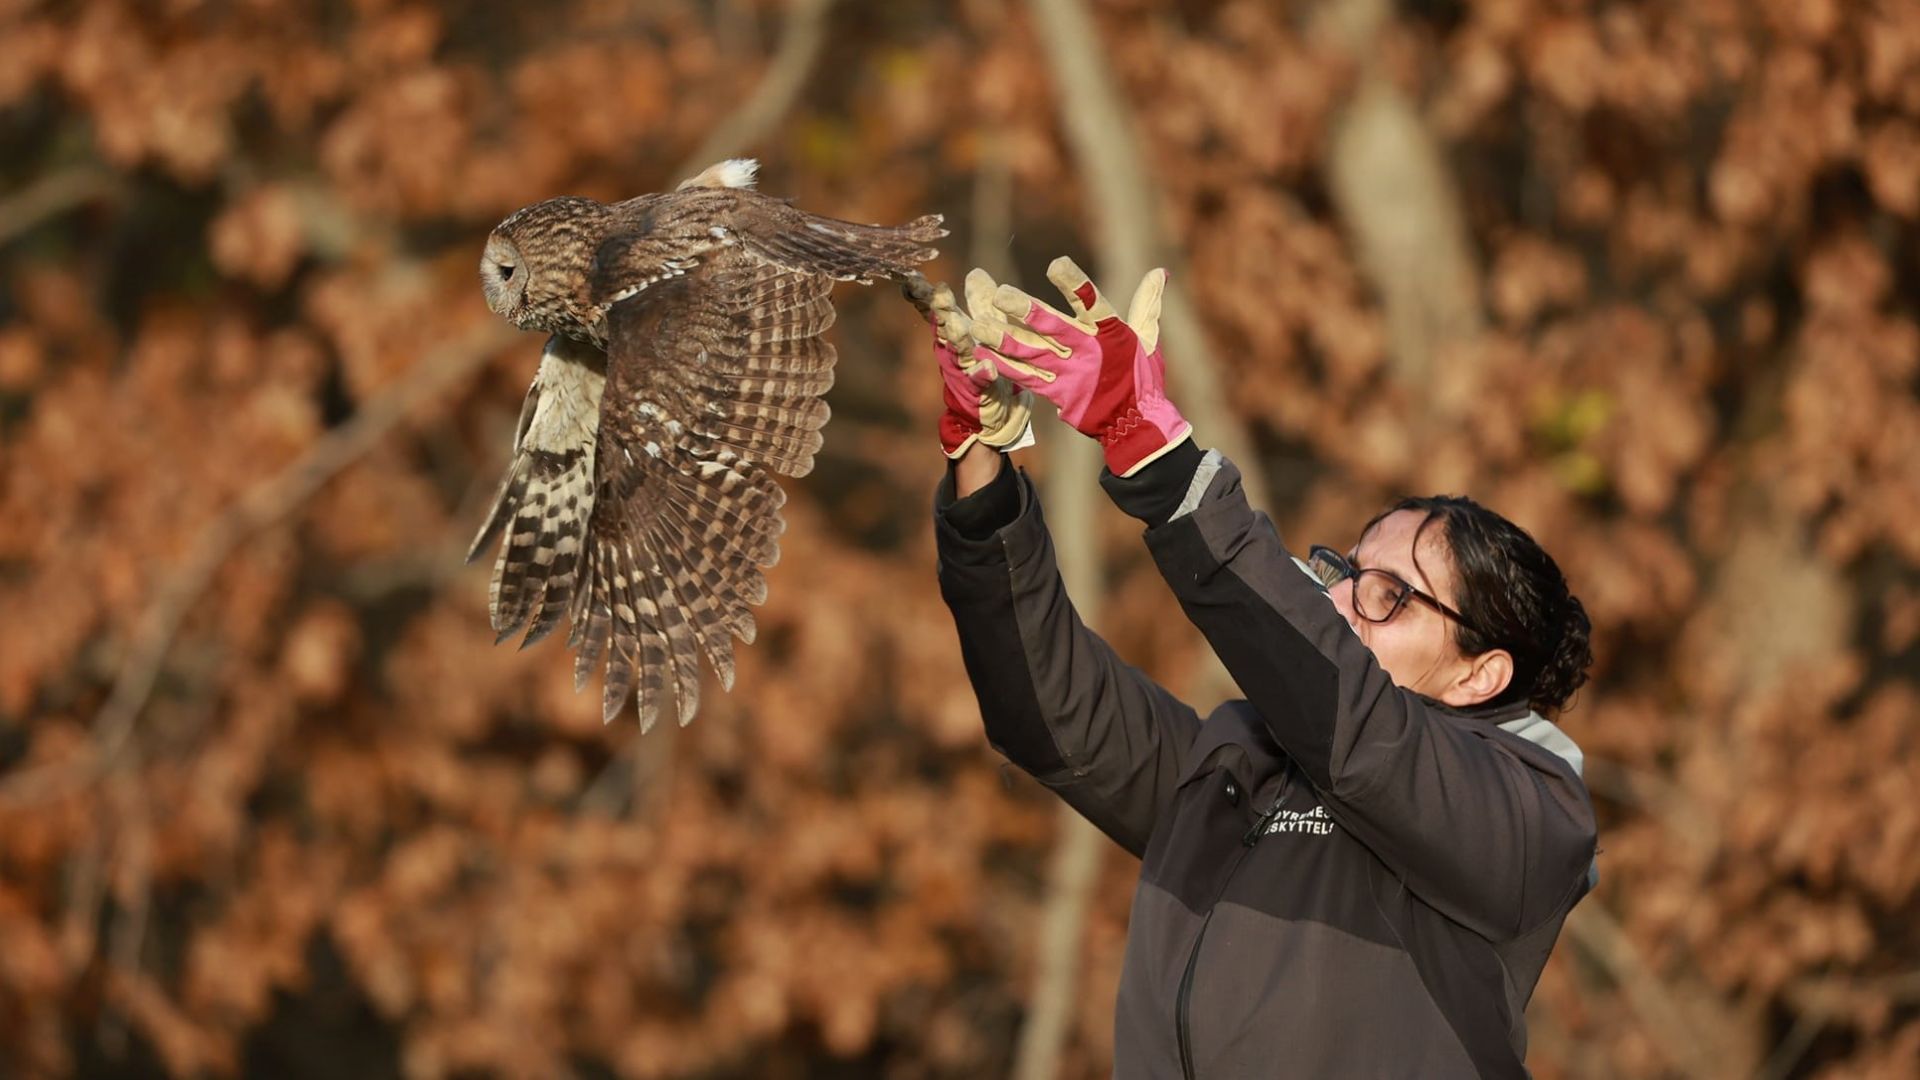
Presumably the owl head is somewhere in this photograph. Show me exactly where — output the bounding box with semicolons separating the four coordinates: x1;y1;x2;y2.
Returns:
480;196;615;338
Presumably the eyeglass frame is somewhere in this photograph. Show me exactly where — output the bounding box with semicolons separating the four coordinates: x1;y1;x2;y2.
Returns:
1305;544;1478;634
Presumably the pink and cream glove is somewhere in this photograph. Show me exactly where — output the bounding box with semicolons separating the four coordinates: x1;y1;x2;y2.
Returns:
968;256;1191;477
904;273;1035;459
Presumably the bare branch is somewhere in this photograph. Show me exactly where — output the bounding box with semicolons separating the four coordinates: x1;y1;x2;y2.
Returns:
0;168;121;247
673;0;837;184
1563;901;1755;1079
1581;755;1720;855
0;319;519;806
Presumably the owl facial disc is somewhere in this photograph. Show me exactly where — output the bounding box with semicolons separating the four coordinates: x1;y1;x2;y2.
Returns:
480;234;527;321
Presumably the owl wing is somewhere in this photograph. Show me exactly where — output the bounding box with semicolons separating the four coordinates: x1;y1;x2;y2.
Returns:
569;247;840;729
467;334;606;649
728;197;946;284
589;187;945;307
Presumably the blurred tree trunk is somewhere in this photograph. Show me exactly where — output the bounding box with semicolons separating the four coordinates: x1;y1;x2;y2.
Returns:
674;0;836;182
1022;1;1267;503
969;66;1107;1080
1010;0;1279;1074
1312;0;1481;398
1310;2;1783;1075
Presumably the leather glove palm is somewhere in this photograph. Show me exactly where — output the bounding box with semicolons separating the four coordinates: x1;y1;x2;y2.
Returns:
903;273;1035;459
968;256;1190;476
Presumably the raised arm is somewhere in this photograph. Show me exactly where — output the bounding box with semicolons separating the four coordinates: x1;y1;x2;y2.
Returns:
1108;451;1596;939
934;449;1202;858
972;257;1594;939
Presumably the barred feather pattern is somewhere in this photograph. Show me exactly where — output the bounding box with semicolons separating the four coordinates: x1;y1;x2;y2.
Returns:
587;184;946;312
570;252;846;727
476;172;940;727
467;335;605;647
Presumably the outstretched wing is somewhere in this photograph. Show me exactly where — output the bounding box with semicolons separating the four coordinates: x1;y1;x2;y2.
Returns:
589;186;946;309
473;179;940;729
572;246;839;729
729;197;946;284
468;334;605;647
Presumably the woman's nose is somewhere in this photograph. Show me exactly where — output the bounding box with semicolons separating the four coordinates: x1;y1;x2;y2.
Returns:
1328;579;1360;629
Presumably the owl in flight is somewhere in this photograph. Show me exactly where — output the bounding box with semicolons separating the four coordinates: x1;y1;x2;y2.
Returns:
469;159;943;729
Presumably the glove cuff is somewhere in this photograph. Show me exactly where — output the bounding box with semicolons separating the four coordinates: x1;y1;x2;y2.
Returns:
976;385;1036;453
1103;403;1192;478
940;411;985;459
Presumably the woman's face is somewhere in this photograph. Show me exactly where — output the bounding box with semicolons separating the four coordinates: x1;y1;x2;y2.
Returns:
1326;510;1512;708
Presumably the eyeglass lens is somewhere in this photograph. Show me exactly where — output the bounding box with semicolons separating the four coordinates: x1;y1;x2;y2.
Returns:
1307;547;1410;624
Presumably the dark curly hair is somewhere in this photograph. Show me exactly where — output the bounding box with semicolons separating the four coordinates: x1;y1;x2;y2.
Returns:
1362;495;1593;712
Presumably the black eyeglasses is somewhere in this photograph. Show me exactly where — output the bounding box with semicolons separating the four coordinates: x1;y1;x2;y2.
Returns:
1306;545;1475;631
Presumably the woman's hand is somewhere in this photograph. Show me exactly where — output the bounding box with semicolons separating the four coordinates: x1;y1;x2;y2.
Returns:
967;256;1191;477
902;272;1034;461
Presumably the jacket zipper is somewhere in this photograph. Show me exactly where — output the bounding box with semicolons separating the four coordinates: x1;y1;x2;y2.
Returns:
1242;798;1287;846
1181;777;1287;1073
1179;795;1273;1078
1176;908;1213;1080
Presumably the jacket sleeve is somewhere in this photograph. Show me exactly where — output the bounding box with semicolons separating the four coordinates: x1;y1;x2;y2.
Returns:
934;463;1202;858
1105;452;1597;939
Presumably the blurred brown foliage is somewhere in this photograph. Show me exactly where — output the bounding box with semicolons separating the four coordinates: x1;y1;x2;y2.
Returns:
2;0;1917;1077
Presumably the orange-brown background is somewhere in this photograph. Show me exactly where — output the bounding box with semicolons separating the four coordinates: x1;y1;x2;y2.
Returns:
2;1;1917;1077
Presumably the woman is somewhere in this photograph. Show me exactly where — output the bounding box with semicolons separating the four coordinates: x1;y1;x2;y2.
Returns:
914;259;1598;1079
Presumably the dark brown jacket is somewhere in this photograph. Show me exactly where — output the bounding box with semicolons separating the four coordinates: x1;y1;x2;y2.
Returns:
933;451;1597;1079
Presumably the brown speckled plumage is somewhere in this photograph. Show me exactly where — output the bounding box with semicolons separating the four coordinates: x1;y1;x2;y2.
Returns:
468;160;943;729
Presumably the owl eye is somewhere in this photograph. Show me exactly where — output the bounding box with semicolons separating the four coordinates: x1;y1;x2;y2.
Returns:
498;263;516;281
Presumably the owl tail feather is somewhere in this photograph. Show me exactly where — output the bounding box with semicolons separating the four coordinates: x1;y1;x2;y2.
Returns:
469;443;596;646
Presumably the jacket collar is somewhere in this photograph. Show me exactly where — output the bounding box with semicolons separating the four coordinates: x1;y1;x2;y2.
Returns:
1496;710;1586;779
1424;696;1587;780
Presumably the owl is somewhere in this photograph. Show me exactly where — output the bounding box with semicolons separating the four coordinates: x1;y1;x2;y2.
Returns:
468;159;943;729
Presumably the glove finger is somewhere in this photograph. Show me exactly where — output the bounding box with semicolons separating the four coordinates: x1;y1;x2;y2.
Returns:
934;303;975;352
991;282;1091;341
963;267;1000;322
958;348;1000;386
977;344;1058;387
1045;255;1119;322
972;308;1071;360
1127;268;1168;352
929;280;960;316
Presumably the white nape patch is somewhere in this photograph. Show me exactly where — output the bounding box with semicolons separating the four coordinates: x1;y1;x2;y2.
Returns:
711;158;758;189
677;157;759;191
